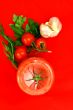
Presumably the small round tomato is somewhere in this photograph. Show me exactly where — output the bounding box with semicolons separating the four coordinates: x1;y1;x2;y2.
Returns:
22;33;35;46
15;46;27;61
36;38;47;49
17;57;54;95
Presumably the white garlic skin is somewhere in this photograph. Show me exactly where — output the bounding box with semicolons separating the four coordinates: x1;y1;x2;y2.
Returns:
40;24;53;38
40;17;62;38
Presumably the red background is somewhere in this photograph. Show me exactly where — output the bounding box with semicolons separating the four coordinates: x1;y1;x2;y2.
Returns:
0;0;73;110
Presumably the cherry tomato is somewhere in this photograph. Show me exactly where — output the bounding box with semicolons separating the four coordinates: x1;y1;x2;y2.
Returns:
21;33;35;46
15;46;27;61
36;38;47;49
17;57;54;95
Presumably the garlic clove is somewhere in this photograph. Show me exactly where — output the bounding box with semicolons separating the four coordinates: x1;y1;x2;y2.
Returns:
40;24;53;38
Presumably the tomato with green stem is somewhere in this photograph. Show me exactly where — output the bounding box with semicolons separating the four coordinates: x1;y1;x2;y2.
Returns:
21;33;35;46
36;37;47;49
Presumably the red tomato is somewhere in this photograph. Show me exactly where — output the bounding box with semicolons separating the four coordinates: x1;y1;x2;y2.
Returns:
15;46;27;61
17;57;54;95
36;37;47;49
22;33;35;46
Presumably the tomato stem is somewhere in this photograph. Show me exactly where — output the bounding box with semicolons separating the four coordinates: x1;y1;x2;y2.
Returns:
26;67;44;82
31;42;51;53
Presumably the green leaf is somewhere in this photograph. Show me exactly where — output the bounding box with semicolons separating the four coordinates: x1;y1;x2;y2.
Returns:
28;19;34;26
14;33;21;38
13;14;26;28
2;42;10;52
25;24;31;32
15;16;26;28
0;24;4;34
13;14;18;22
25;18;40;38
0;24;17;68
14;38;22;46
0;24;13;43
2;41;16;65
10;24;24;38
8;56;18;68
10;14;26;38
12;60;18;68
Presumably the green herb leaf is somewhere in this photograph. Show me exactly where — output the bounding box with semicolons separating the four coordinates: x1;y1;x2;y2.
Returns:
25;24;31;32
13;14;18;22
25;19;40;38
0;24;13;43
0;25;17;68
28;19;34;25
14;38;22;46
0;24;4;34
2;41;15;64
13;14;26;28
8;55;18;69
2;42;10;52
10;24;24;38
10;14;26;38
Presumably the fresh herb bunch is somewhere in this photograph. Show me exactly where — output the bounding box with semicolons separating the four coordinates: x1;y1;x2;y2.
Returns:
10;14;26;38
0;14;41;68
0;24;17;68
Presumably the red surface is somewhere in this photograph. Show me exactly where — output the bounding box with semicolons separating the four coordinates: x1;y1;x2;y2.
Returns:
0;0;73;110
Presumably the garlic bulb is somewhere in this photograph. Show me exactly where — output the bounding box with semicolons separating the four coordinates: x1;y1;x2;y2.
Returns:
40;17;62;38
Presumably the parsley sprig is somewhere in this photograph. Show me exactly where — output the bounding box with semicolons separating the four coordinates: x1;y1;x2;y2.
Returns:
10;14;26;38
0;24;17;68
